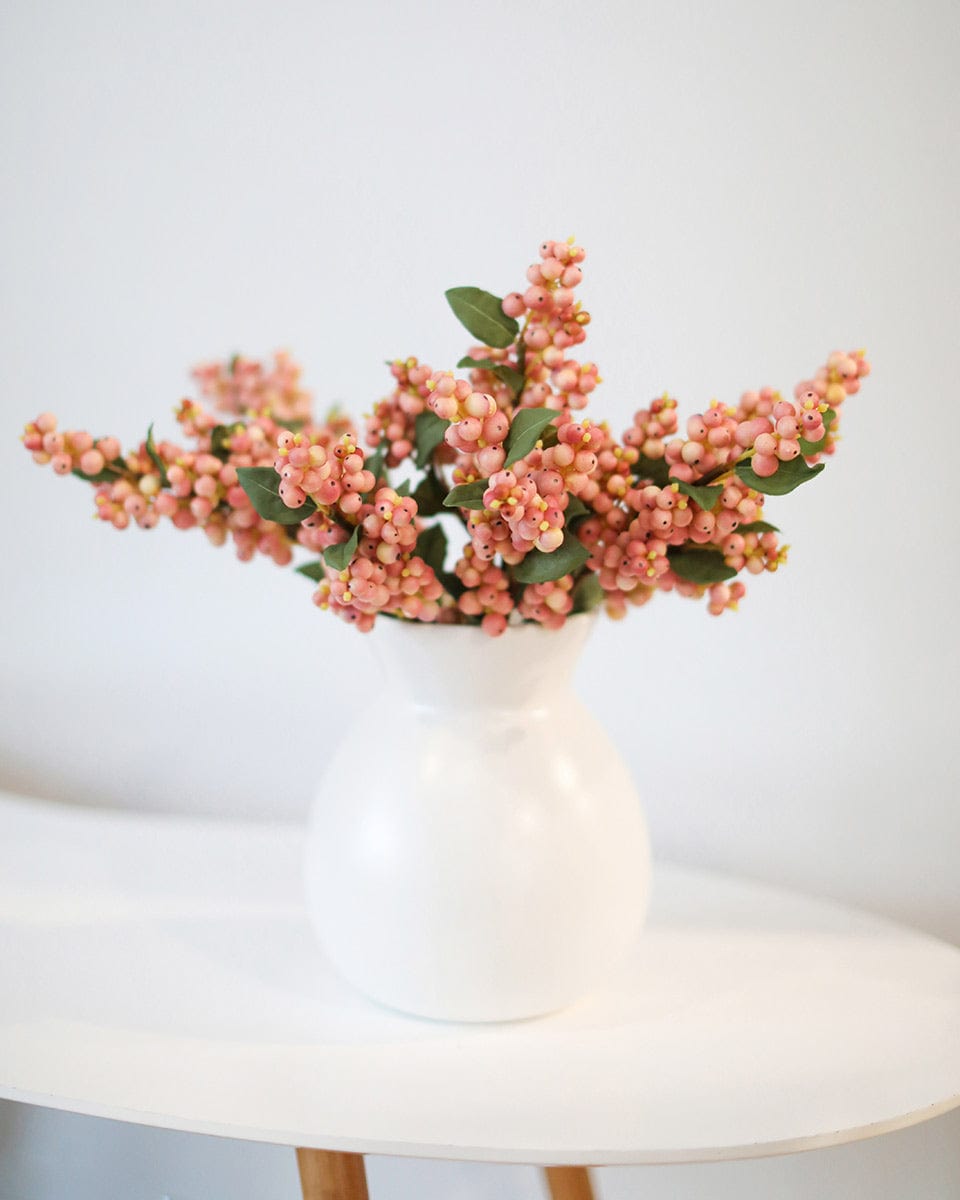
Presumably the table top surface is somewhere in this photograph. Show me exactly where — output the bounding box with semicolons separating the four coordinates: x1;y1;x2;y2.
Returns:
1;791;958;1166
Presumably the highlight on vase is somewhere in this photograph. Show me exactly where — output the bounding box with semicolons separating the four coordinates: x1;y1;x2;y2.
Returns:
21;238;870;635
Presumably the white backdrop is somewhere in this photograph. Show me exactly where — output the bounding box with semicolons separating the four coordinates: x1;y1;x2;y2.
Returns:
2;1;959;1197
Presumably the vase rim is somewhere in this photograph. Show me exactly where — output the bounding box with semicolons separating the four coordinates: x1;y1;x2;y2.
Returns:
371;610;598;636
368;609;597;704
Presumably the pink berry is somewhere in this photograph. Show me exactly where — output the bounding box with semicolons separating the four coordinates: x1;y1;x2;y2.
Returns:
502;293;526;318
751;453;779;477
79;449;105;476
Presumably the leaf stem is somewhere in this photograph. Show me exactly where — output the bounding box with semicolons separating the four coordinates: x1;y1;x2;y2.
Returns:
331;508;355;534
514;320;527;398
695;448;754;488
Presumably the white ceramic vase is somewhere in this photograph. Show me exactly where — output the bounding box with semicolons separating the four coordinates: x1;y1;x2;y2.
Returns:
304;613;651;1022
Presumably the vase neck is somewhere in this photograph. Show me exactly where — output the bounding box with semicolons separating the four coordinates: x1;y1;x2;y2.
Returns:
369;615;596;710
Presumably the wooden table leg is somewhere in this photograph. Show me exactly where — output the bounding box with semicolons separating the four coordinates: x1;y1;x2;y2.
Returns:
296;1149;369;1200
544;1165;596;1200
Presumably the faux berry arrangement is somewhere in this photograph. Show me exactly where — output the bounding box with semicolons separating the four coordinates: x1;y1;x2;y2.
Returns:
22;239;869;635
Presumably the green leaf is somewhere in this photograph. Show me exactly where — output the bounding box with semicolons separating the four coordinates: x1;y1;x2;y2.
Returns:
511;531;590;584
667;548;737;585
443;479;489;510
565;493;591;523
236;466;316;525
445;287;519;349
634;454;670;487
678;481;724;510
411;470;447;516
496;366;525;395
414;411;450;468
736;456;825;496
395;478;412;498
798;407;838;456
504;408;557;467
145;423;170;487
572;572;604;613
322;525;360;571
296;560;325;582
414;524;447;575
456;356;525;395
442;574;466;600
210;423;239;462
739;520;780;534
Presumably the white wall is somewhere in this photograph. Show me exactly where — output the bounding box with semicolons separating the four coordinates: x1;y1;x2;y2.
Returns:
1;0;958;1196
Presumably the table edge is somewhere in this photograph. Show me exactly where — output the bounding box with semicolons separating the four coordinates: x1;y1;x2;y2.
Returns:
3;1085;958;1166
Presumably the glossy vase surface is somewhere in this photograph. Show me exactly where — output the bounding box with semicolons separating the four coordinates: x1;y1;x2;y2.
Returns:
304;613;651;1021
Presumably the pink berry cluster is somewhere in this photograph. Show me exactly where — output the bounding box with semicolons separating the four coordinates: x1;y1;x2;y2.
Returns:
364;358;434;468
22;238;870;636
21;361;354;566
22;416;118;479
455;552;514;637
427;375;511;476
193;351;312;425
503;239;596;411
314;552;444;631
275;430;376;516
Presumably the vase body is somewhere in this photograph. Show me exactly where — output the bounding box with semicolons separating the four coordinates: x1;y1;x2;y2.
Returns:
304;613;651;1022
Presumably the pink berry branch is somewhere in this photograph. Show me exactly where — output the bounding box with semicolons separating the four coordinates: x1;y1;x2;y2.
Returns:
21;239;870;635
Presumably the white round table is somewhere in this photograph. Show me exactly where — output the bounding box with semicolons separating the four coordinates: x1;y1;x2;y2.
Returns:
1;793;958;1199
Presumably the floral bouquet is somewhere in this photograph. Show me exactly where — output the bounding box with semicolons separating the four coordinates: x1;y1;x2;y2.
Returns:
20;238;875;1021
22;238;869;636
